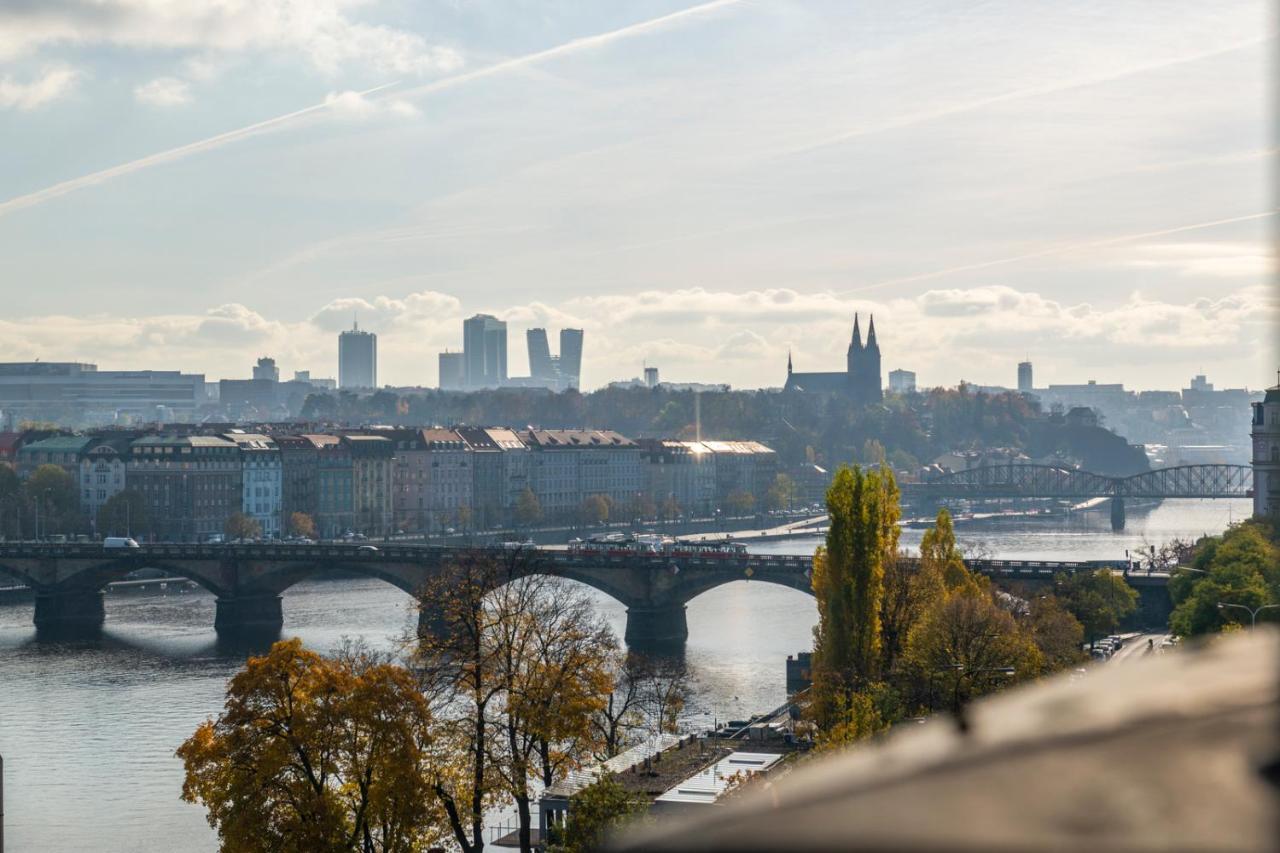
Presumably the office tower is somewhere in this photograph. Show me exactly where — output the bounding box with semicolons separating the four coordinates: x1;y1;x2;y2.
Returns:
888;368;916;394
338;321;377;389
252;357;279;382
559;328;583;390
463;314;507;389
1018;361;1033;392
645;366;659;388
527;329;555;381
438;352;465;391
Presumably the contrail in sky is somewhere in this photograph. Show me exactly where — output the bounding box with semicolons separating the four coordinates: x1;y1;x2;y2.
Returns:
843;210;1277;295
782;33;1276;157
0;0;747;220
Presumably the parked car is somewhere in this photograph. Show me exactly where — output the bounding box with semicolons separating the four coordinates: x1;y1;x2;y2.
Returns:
357;545;379;553
103;537;140;549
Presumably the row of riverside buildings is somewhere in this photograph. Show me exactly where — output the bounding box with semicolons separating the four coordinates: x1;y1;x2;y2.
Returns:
0;427;778;541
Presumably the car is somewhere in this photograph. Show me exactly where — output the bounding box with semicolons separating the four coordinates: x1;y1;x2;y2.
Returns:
103;537;140;549
357;545;379;553
206;534;225;544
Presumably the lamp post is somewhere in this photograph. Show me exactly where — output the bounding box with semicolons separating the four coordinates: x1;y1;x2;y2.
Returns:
1216;601;1280;628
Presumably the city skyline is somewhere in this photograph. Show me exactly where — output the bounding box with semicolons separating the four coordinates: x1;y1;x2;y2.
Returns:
0;1;1272;391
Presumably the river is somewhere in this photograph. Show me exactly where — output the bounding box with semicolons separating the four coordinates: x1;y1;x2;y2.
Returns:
0;498;1248;852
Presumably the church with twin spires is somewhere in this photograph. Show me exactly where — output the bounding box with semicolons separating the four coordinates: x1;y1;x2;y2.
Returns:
783;313;883;406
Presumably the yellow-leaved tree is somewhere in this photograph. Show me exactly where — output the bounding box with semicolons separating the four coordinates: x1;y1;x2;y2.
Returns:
176;638;443;853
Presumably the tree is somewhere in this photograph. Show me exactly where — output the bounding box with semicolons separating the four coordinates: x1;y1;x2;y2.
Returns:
288;511;317;539
765;473;796;512
0;464;23;540
176;638;443;853
1028;595;1086;671
903;590;1042;719
919;509;977;594
26;464;80;536
1053;569;1139;645
723;489;755;516
580;494;610;527
414;553;617;853
97;489;147;538
545;776;649;853
658;495;682;522
224;512;262;542
1169;522;1279;636
515;488;542;528
809;465;899;741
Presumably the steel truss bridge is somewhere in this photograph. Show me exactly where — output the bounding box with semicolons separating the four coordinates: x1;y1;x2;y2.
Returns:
903;464;1252;529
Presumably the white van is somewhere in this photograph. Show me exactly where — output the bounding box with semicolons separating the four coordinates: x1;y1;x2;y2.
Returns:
103;537;140;549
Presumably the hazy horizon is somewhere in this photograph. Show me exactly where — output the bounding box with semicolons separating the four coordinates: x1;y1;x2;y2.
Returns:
0;0;1275;391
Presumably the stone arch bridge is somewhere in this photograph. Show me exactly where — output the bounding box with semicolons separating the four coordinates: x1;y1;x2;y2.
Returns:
0;543;1161;644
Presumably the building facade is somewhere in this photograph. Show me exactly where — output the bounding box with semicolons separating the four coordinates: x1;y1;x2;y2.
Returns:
338;322;377;389
1252;375;1280;520
701;440;778;511
343;435;393;536
313;436;354;538
224;432;282;539
888;369;916;394
438;352;465;391
463;314;508;389
457;426;530;528
639;439;715;517
782;314;882;405
1018;361;1034;392
79;433;135;527
127;435;241;542
523;429;641;521
16;434;92;479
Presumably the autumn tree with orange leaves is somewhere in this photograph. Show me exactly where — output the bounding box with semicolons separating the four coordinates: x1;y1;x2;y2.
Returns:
176;638;443;853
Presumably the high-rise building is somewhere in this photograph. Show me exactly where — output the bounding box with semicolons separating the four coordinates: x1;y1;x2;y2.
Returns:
438;352;465;391
252;357;279;382
338;322;377;389
463;314;507;389
644;366;659;388
1018;361;1034;392
888;369;916;394
559;328;583;390
527;329;555;381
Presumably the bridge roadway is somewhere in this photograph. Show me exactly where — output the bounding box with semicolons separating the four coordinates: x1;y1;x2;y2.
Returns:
0;543;1167;644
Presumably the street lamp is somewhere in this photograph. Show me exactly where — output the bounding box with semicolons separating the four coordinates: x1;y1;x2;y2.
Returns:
1216;601;1280;628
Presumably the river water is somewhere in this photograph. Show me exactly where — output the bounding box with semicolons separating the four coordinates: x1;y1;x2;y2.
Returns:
0;498;1248;852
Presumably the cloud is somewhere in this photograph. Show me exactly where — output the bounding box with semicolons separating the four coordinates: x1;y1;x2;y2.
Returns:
133;76;190;106
0;284;1269;391
1126;242;1276;278
0;64;79;109
323;90;420;120
0;0;463;75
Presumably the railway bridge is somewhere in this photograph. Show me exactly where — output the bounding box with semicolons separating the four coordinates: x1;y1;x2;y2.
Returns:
0;543;1165;644
903;464;1252;529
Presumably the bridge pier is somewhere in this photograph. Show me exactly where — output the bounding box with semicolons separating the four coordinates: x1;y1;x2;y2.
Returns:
624;604;689;646
214;594;283;633
33;589;105;630
1110;497;1126;532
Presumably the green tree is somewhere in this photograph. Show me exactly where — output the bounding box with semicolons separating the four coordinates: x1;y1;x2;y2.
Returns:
903;590;1042;718
580;494;610;527
809;465;898;741
176;638;443;853
515;488;543;528
1053;569;1139;645
97;489;147;538
224;512;262;542
26;464;80;536
1169;522;1279;636
918;509;977;594
765;473;796;512
545;776;649;853
723;489;755;516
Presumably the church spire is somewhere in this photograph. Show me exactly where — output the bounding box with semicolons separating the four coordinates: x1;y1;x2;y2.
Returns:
850;313;863;350
867;314;878;349
787;349;793;374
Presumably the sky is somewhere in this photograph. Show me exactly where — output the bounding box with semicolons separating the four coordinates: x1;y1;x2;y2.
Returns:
0;0;1275;392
